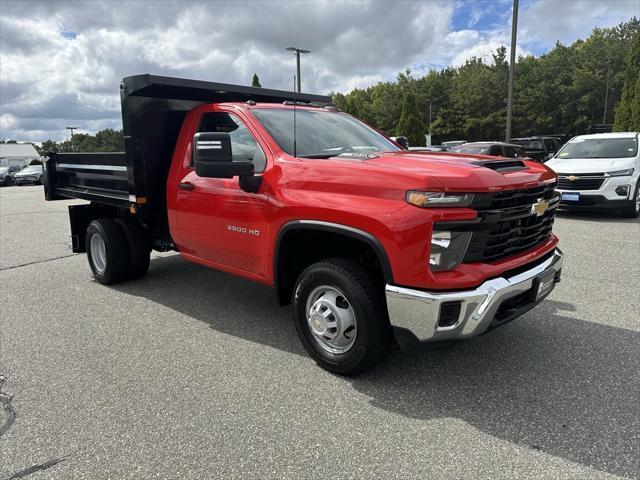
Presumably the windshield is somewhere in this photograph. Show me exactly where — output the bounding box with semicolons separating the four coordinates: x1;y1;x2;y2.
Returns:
252;108;399;158
512;139;544;150
452;145;490;154
556;137;638;159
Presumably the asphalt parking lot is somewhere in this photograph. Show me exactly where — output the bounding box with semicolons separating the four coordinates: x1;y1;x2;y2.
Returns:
1;185;638;480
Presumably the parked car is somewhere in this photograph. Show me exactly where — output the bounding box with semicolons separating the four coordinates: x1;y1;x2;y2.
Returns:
0;164;24;186
450;142;527;159
408;146;442;152
546;132;639;218
44;74;563;375
441;140;467;148
511;136;562;162
13;164;44;185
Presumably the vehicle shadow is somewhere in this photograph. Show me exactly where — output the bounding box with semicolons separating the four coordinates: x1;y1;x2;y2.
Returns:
556;208;639;223
112;255;639;478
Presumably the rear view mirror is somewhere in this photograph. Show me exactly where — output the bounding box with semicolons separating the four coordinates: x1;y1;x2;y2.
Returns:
193;132;254;178
395;136;408;149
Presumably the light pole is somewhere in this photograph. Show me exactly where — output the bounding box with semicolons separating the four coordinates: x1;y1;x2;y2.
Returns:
286;47;310;93
66;126;78;152
66;126;77;140
505;0;519;142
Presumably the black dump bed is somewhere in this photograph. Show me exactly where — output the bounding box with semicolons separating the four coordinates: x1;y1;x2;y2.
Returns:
44;74;331;232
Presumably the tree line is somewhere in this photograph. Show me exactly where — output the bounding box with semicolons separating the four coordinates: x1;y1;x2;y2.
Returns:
331;18;640;146
3;19;638;152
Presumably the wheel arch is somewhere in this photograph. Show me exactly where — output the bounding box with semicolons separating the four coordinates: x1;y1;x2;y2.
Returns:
273;220;393;305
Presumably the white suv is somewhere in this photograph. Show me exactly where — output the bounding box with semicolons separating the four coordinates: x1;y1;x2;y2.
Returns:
546;132;640;218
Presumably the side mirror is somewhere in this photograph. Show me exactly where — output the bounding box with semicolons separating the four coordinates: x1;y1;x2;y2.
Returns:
395;136;408;149
193;132;254;179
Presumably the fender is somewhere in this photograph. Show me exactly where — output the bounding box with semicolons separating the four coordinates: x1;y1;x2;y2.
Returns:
273;220;394;286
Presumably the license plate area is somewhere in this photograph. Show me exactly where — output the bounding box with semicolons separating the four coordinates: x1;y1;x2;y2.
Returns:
534;270;556;301
561;192;580;202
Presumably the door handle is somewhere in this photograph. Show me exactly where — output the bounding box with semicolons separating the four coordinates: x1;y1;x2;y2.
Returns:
178;182;195;190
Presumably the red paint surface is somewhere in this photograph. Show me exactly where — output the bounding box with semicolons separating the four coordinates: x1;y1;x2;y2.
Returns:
167;103;559;290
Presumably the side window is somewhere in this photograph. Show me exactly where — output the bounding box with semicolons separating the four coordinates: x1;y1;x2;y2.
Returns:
197;112;266;173
544;139;556;152
503;146;517;158
489;146;502;156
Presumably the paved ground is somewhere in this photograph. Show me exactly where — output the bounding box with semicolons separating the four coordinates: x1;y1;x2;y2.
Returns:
1;185;638;480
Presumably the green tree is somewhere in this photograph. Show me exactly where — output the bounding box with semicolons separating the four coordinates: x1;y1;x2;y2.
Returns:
252;73;262;88
396;93;425;147
614;32;640;130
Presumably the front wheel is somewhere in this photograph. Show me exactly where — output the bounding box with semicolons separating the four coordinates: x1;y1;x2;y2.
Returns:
621;181;640;218
293;258;392;375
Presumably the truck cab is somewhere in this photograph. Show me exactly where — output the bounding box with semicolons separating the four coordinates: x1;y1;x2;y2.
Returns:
44;75;563;375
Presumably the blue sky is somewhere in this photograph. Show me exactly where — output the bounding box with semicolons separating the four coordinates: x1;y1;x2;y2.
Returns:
0;0;638;142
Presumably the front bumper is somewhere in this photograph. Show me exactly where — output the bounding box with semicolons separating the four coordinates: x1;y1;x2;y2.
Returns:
386;248;563;344
14;177;37;185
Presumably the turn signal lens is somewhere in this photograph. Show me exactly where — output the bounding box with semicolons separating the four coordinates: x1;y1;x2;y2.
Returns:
406;191;474;208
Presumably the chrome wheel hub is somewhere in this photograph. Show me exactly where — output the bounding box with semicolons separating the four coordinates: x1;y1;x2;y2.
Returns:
89;233;107;274
306;286;357;354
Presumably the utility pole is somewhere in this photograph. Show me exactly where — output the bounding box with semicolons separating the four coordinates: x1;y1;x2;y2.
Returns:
505;0;519;142
286;47;311;92
603;65;611;124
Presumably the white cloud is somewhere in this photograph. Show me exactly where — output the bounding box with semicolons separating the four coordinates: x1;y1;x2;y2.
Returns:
0;0;637;142
519;0;639;49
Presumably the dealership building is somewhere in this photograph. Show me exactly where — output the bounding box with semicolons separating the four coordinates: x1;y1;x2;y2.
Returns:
0;143;41;167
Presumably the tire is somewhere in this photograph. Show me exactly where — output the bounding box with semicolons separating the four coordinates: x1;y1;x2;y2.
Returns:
116;217;151;280
621;181;640;218
293;258;392;375
86;219;130;284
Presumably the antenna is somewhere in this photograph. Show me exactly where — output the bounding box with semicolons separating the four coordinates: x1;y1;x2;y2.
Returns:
293;75;297;158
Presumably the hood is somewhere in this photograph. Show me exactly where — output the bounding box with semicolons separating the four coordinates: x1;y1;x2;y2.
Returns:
353;151;556;191
546;156;635;174
14;169;40;177
288;151;557;196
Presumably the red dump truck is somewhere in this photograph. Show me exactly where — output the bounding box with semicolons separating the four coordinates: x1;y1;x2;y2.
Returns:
44;75;563;374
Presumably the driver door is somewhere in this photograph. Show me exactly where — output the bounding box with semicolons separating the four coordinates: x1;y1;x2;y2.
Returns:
175;110;269;278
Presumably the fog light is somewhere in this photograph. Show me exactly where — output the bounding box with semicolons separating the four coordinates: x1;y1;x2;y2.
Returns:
615;185;630;197
430;230;472;271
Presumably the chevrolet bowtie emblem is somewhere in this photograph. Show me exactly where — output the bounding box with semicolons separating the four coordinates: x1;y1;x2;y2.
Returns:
567;175;578;181
531;198;549;216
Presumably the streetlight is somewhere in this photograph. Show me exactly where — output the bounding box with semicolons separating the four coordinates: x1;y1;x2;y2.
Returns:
66;126;77;140
505;0;519;142
66;126;78;152
286;47;310;93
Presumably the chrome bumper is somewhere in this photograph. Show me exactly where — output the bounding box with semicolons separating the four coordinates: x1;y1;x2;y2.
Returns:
386;248;563;343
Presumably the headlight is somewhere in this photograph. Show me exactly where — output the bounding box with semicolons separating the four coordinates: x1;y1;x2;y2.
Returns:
406;191;474;208
429;230;472;271
607;168;634;177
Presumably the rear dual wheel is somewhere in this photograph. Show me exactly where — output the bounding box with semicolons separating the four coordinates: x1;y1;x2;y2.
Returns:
86;217;150;284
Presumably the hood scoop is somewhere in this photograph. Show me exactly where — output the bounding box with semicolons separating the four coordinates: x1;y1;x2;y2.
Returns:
472;159;527;172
